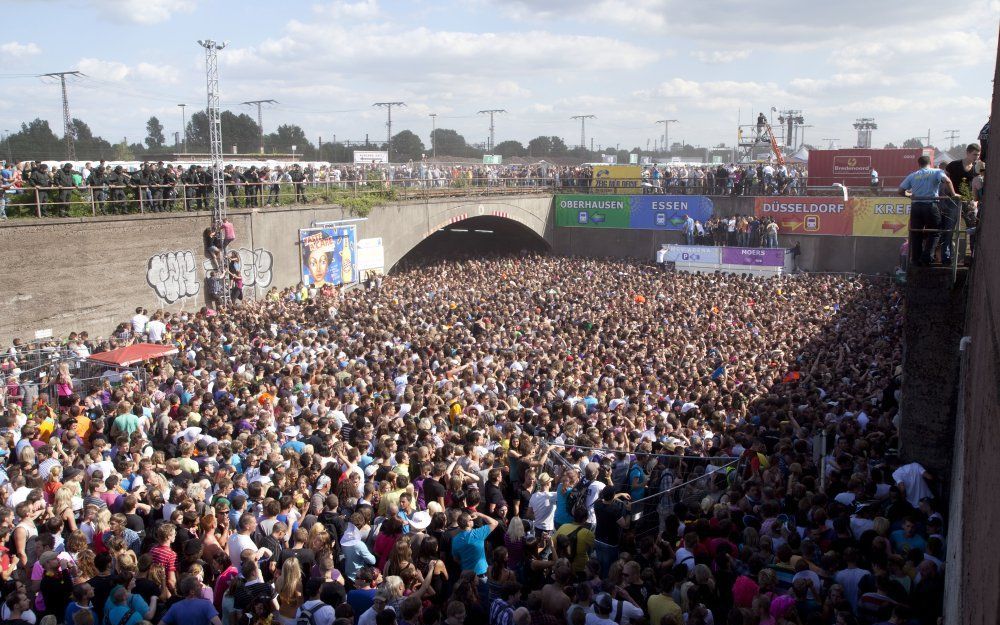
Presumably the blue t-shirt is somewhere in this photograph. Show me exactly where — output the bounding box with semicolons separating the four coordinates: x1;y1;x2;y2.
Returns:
899;167;948;199
451;524;493;574
628;465;646;500
103;592;149;625
65;602;97;625
554;484;572;527
161;598;219;625
346;588;376;625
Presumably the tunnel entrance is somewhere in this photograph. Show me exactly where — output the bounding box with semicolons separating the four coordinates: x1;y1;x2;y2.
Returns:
392;215;550;272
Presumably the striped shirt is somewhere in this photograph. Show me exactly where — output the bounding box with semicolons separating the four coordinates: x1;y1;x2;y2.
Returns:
149;544;177;574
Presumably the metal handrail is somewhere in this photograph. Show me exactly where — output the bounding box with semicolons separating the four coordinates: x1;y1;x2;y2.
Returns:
905;195;968;283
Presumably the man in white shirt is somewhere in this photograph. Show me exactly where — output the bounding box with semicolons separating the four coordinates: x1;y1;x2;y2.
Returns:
528;473;558;532
130;307;149;335
892;461;933;509
146;312;167;343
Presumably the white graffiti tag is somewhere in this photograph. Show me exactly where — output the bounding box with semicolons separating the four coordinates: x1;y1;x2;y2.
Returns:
202;248;274;289
147;251;200;303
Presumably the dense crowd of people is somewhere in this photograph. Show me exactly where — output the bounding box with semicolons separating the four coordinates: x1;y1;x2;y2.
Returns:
0;253;942;625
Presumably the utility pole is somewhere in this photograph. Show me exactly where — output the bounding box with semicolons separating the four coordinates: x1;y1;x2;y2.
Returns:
478;109;507;153
852;117;878;148
197;38;227;224
570;115;595;151
944;129;960;150
657;119;678;155
241;99;278;154
373;102;405;161
41;71;82;160
429;113;437;158
177;104;188;154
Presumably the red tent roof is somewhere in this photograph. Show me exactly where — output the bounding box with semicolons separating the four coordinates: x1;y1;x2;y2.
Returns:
88;343;178;367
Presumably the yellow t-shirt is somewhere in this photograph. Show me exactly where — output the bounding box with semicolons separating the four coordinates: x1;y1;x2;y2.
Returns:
648;594;683;625
555;522;595;573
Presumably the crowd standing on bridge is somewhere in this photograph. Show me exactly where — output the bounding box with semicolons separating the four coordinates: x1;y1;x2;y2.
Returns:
0;253;943;625
0;159;810;218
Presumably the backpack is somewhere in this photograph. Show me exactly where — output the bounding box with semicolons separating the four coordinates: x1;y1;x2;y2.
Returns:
297;602;321;625
566;479;590;518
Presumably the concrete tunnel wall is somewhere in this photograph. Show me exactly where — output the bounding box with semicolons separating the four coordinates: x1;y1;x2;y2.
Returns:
0;195;555;341
0;193;904;342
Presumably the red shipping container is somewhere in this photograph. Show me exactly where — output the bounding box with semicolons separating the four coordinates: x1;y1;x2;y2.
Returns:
807;148;930;189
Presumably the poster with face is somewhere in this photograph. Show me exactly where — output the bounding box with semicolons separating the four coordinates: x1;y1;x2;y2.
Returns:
299;226;357;286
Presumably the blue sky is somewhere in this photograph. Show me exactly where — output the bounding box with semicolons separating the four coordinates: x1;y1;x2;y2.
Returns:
2;0;998;153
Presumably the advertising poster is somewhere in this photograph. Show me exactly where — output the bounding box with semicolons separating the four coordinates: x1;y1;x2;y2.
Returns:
630;195;714;230
299;226;357;286
754;197;854;236
554;195;631;228
849;197;911;237
590;165;643;194
721;247;786;267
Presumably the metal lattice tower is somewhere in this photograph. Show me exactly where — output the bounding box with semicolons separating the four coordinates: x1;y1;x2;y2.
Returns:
571;115;595;150
852;117;877;149
41;71;82;160
241;99;278;154
199;39;227;223
373;102;405;161
478;109;507;153
778;110;805;148
656;119;678;154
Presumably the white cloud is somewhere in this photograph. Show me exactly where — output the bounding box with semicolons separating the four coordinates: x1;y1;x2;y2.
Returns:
312;0;380;19
77;58;131;82
94;0;196;24
691;50;750;64
0;41;41;57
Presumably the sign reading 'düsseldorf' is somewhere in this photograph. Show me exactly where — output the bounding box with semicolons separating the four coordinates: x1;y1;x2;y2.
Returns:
554;194;714;230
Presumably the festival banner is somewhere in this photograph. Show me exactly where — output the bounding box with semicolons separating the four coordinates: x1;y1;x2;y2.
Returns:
590;165;643;194
630;195;714;230
554;195;631;228
754;197;853;236
299;226;357;286
849;197;910;238
721;247;786;267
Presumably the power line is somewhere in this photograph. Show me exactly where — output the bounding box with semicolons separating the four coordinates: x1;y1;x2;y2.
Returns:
570;115;595;150
40;71;83;160
373;102;405;161
241;99;278;154
943;129;960;150
477;109;507;153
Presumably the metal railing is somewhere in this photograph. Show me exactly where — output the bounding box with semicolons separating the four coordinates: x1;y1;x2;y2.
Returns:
906;196;971;283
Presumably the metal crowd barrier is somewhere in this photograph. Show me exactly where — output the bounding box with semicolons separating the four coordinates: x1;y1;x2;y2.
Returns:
906;195;970;283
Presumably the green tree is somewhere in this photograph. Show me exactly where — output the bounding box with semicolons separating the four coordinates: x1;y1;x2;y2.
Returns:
145;116;165;150
266;124;314;157
431;128;469;158
390;130;425;161
884;142;899;149
113;140;134;161
527;135;568;157
7;118;62;161
494;140;526;158
69;118;113;160
902;138;924;148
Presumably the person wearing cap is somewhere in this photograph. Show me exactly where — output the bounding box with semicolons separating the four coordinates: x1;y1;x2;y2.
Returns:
528;473;557;539
586;593;616;625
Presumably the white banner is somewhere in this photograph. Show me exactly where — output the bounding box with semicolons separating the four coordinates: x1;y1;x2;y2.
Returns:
353;150;389;164
657;245;721;264
356;237;385;272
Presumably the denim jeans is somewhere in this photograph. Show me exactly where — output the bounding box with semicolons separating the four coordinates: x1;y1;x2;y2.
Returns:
910;201;941;265
767;233;778;248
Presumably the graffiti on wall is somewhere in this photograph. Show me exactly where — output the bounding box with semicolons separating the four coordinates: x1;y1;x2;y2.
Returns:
201;247;275;291
148;247;273;304
146;251;200;304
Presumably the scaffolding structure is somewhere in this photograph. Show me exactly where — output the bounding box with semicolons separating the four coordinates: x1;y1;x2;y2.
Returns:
198;39;227;225
736;116;785;164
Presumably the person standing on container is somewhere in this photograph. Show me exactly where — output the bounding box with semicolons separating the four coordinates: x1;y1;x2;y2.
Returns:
898;155;960;266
